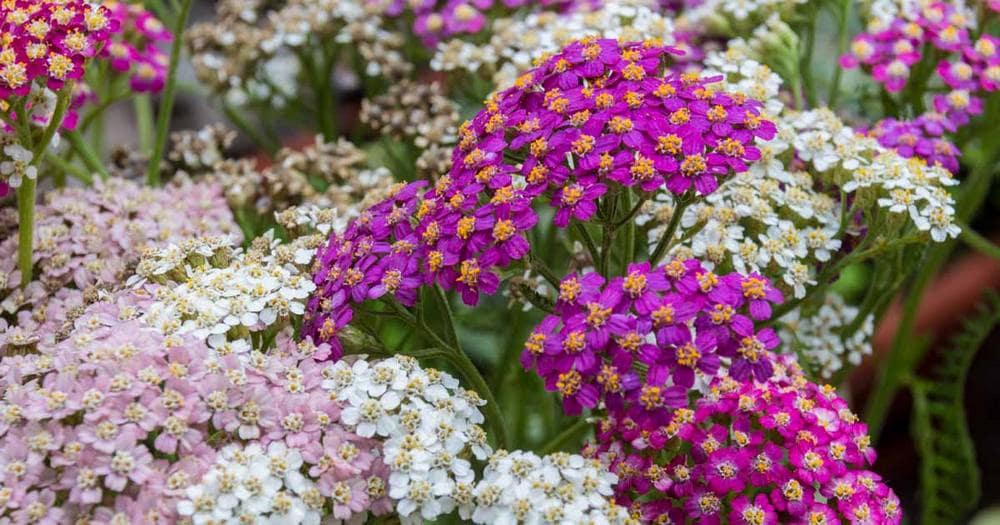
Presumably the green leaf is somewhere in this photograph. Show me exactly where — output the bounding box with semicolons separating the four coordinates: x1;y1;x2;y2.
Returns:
912;292;1000;525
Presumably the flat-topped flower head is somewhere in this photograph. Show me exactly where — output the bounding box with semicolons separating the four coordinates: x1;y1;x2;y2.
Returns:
0;1;119;97
455;38;775;202
521;259;783;420
593;356;901;524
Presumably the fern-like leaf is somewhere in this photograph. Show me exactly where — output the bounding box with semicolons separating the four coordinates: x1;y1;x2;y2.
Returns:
912;292;1000;525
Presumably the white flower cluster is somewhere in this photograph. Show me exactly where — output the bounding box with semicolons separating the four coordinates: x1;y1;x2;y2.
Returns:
779;293;874;378
864;0;976;31
137;234;316;343
432;0;675;89
178;442;324;525
467;450;627;525
640;51;840;298
0;143;37;189
322;356;492;523
783;108;961;242
680;0;806;27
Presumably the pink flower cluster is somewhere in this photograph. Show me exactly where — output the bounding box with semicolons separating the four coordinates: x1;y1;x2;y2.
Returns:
519;261;783;416
377;0;592;46
0;1;118;97
0;177;239;348
590;358;901;524
840;3;996;125
0;293;389;523
868;114;960;172
100;1;171;93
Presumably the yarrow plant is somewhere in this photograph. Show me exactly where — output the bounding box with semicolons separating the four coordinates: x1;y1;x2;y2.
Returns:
4;0;999;520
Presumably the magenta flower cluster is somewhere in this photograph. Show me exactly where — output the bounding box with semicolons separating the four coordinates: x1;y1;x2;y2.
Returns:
101;2;170;93
0;293;388;523
868;115;960;173
519;260;783;416
457;38;774;213
304;39;776;356
840;3;987;91
0;1;118;97
591;358;901;524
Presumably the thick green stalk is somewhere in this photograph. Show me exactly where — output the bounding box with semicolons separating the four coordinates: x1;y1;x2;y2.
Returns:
17;89;72;286
800;16;817;108
134;95;155;154
649;196;690;265
828;0;852;107
539;418;590;454
16;179;36;286
864;158;997;439
959;223;1000;259
147;0;194;186
66;131;110;181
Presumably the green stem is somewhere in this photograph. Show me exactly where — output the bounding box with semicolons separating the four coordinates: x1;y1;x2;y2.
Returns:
16;89;73;286
147;0;194;186
16;179;36;286
649;196;690;265
864;158;998;439
959;223;1000;259
45;153;93;185
66;131;110;181
134;95;155;155
538;418;591;454
574;222;601;267
828;0;852;107
30;89;72;161
389;301;509;448
801;16;817;108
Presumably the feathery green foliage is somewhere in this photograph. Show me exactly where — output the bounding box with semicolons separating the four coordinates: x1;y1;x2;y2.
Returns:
912;292;1000;525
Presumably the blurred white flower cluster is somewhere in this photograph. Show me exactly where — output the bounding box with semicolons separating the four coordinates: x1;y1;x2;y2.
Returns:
432;0;676;89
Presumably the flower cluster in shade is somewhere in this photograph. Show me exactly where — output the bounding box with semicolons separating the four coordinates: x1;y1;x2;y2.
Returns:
0;293;389;523
0;177;239;351
520;259;784;417
101;1;171;93
779;293;873;379
0;0;117;98
589;356;901;524
322;355;491;523
304;38;778;355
